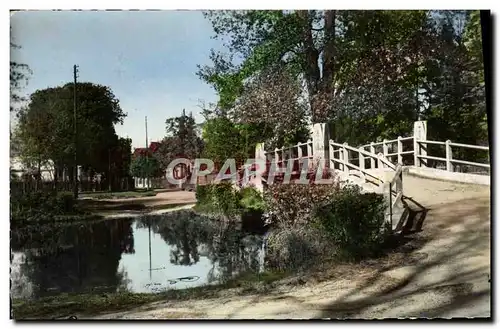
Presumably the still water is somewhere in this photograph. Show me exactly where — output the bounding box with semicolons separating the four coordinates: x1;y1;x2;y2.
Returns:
10;210;267;300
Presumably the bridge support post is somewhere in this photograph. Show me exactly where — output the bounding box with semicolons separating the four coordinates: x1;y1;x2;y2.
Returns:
397;136;403;165
370;142;375;169
310;123;331;170
413;121;427;167
253;142;266;193
382;139;389;167
445;140;453;172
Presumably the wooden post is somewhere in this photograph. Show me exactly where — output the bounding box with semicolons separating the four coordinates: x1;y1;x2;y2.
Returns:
306;139;313;170
397;136;403;165
413;121;427;168
445;140;453;172
274;148;279;174
382;139;389;168
370;142;375;169
343;143;349;173
383;139;389;157
377;152;384;169
359;147;365;170
329;141;334;170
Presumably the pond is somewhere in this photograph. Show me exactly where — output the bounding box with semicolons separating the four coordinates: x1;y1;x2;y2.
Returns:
10;210;268;300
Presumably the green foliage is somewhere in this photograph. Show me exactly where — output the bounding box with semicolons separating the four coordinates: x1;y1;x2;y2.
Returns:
313;186;388;260
239;187;266;212
10;40;32;112
195;184;265;217
156;109;204;170
195;184;212;209
265;224;333;272
129;154;161;179
195;182;241;217
10;191;85;225
201;117;257;167
200;10;488;150
263;181;340;227
16;82;126;180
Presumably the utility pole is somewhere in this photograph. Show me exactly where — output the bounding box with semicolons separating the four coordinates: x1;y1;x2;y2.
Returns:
73;65;79;199
145;116;149;190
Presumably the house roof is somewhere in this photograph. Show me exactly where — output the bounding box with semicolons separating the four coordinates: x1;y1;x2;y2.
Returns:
133;141;161;157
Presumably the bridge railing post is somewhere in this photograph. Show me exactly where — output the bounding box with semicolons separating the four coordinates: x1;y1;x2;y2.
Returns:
377;152;384;169
358;147;365;170
413;121;427;168
306;139;313;170
343;143;349;173
382;139;389;168
370;142;375;169
445;140;453;172
329;141;334;170
296;142;303;174
397;136;403;165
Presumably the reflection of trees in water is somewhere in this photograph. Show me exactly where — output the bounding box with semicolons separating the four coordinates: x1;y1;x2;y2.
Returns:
137;211;264;283
10;219;135;299
137;211;212;266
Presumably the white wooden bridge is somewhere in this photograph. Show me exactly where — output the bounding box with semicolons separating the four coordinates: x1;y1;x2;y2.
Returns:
246;120;490;233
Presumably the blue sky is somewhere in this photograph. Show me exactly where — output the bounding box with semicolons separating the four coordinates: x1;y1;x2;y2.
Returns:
11;10;224;148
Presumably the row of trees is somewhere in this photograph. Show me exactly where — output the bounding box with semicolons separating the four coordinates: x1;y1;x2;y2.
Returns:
197;10;488;163
13;82;132;190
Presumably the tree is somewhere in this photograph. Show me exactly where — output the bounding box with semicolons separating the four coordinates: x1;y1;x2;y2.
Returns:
129;154;161;179
201;116;251;168
10;39;32;112
155;110;204;170
199;11;427;124
16;82;126;183
199;10;487;151
232;66;310;149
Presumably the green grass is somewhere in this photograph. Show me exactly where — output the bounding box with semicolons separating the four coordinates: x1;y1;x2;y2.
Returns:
11;270;289;319
79;190;157;200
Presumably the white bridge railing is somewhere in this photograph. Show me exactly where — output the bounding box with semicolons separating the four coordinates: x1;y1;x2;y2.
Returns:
263;139;314;171
329;140;403;229
355;136;491;175
255;121;490;229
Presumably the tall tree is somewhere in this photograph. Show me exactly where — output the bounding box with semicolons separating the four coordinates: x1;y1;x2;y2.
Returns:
199;10;487;151
198;11;427;124
17;82;126;182
156;110;204;170
129;153;162;179
10;38;31;112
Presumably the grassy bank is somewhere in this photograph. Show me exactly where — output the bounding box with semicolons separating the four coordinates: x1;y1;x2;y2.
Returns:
12;271;289;319
79;190;157;200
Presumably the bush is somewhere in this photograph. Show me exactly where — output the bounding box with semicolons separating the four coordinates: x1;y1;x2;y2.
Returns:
10;191;82;224
239;187;266;212
195;184;212;208
195;182;242;217
54;192;77;213
263;183;340;227
313;186;389;261
265;223;335;271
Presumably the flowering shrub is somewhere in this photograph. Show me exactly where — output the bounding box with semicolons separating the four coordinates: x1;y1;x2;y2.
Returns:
263;164;340;226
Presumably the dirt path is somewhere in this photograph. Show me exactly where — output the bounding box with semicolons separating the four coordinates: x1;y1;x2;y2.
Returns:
89;176;491;319
99;190;196;207
82;190;197;217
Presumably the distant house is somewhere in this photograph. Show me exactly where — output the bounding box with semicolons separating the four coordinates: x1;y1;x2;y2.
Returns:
10;156;56;181
132;141;194;189
132;142;160;189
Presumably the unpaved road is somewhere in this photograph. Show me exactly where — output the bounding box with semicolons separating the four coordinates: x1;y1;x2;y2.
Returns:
90;175;491;319
99;190;196;207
